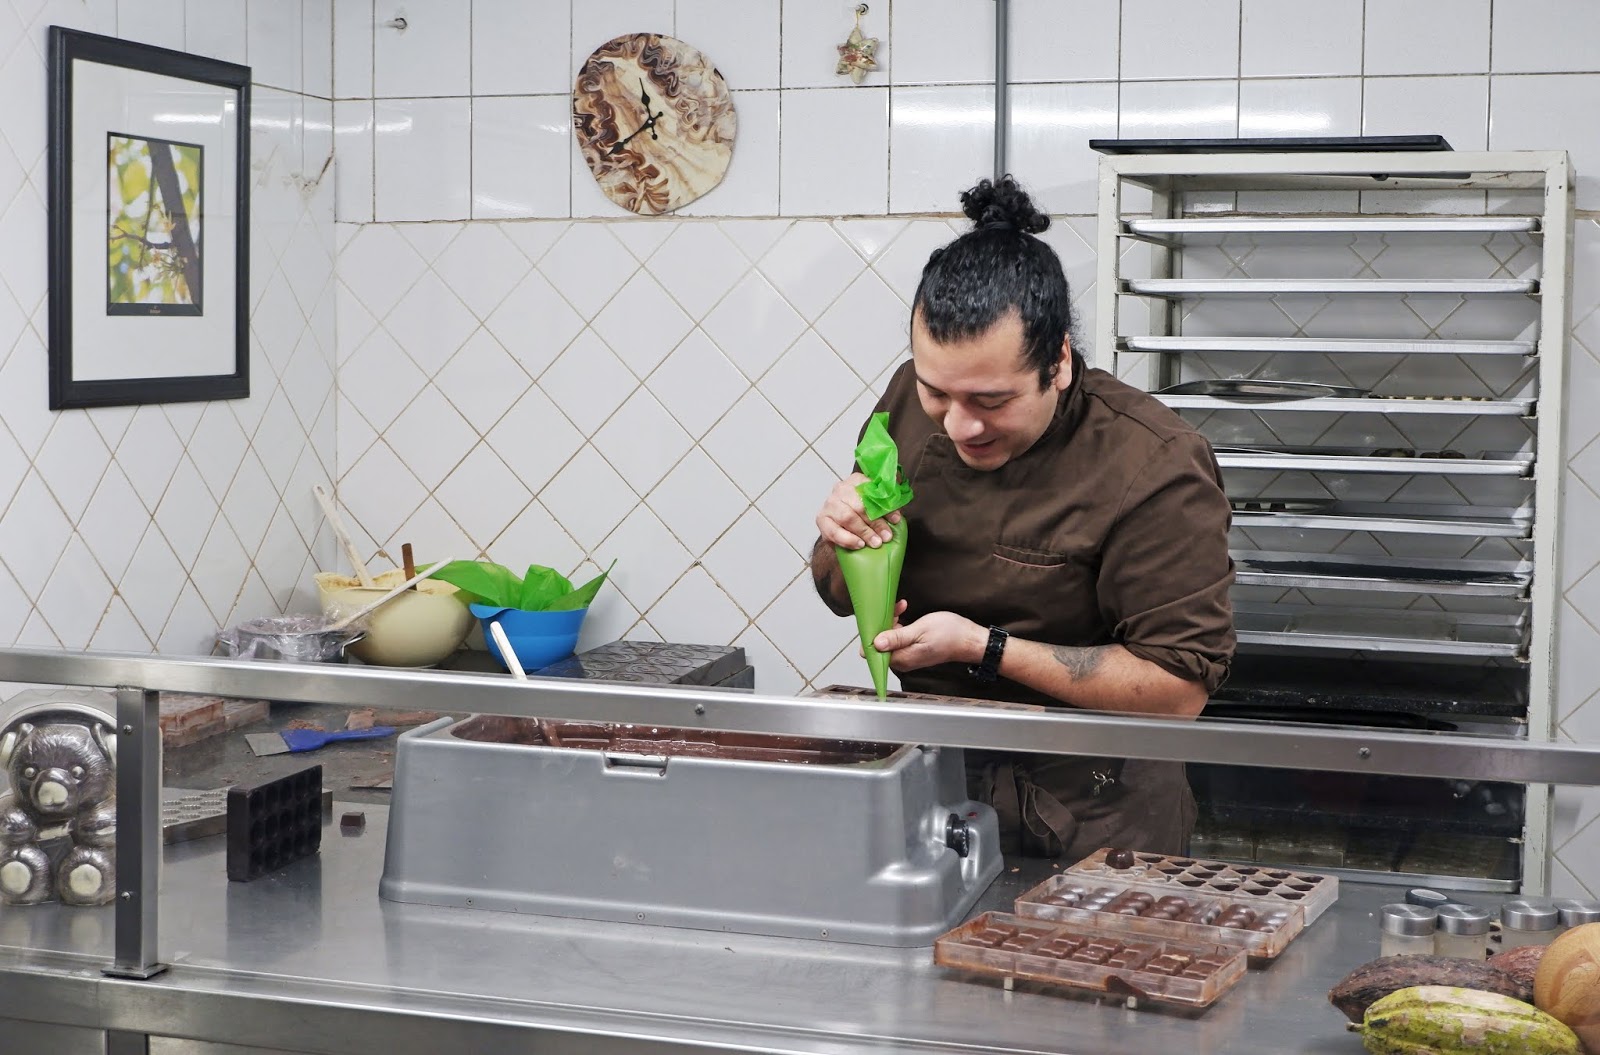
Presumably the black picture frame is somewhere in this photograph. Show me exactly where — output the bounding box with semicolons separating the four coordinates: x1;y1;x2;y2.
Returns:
48;27;250;410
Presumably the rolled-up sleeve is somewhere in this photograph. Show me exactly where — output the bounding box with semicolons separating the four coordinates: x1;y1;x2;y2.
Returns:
1097;433;1236;693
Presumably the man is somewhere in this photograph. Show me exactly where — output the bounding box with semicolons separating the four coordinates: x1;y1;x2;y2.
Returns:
810;176;1235;861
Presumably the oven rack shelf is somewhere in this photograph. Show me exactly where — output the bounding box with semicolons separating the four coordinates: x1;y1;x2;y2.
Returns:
1161;394;1532;415
1215;447;1533;476
1124;278;1538;298
1230;502;1531;538
1234;551;1531;598
1233;602;1527;660
1211;653;1528;719
1124;216;1540;238
1123;336;1538;357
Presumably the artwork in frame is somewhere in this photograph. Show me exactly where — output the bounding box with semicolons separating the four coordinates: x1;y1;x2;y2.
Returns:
48;27;249;409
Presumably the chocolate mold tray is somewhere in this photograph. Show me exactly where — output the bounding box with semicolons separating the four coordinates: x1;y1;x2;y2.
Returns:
1014;873;1305;962
935;911;1246;1009
1065;848;1339;925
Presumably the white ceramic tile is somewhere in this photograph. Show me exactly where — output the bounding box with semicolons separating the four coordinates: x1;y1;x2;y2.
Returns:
36;544;112;653
333;101;373;223
433;442;533;549
1491;74;1600;206
645;567;748;645
222;451;280;555
472;0;570;95
735;625;805;695
593;389;693;495
384;270;479;377
701;271;807;381
538;330;638;435
253;391;308;492
0;425;26;522
815;268;908;384
184;405;245;503
592;271;694;378
700;389;805;499
1493;0;1600;73
333;0;372;98
303;0;332;97
0;190;46;318
718;218;791;263
374;98;471;221
384;386;478;488
1555;816;1600;899
15;608;62;649
579;590;643;653
119;0;185;50
487;500;583;576
888;85;993;215
647;222;748;319
813;644;883;692
499;220;569;266
1362;75;1490;154
703;509;805;614
0;33;45;177
340;328;427;432
871;219;958;304
1238;0;1360;78
91;597;153;652
338;224;428;318
780;88;888;216
758;220;865;322
436;328;534;433
1010;82;1118;217
609;220;679;264
472;94;571;220
155;455;218;569
1011;0;1118;82
675;91;779;218
646;447;747;556
247;0;301;92
117;526;185;642
433;223;531;320
227;568;280;624
476;379;583;491
540;444;639;547
1121;0;1240;80
1558;600;1600;718
390;497;478;564
115;405;185;510
77;464;146;583
890;0;991;84
538;225;639;317
1240;78;1361;139
674;0;778;90
483;269;585;377
185;0;247;64
758;331;864;442
33;412;108;522
1366;0;1490;75
336;278;377;362
338;440;428;546
373;0;467;97
0;472;66;597
780;0;886;89
835;219;907;263
1119;79;1239;138
646;329;749;439
757;574;855;679
597;506;694;611
814;376;879;472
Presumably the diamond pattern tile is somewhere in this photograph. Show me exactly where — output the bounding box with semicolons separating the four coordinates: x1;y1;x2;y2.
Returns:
155;456;219;569
341;328;427;432
431;443;533;551
647;448;747;558
498;220;568;266
540;330;637;435
33;536;110;650
592;270;694;378
484;268;585;378
385;386;479;489
434;223;531;320
816;268;910;383
701;390;806;500
758;221;865;322
717;219;791;263
703;512;806;615
488;500;583;577
649;223;747;319
644;567;748;647
540;445;639;548
484;384;584;493
592;389;693;496
597;506;694;612
758;331;866;442
384;270;480;377
646;329;749;439
701;271;808;381
435;329;534;433
338;223;428;319
538;225;638;318
757;450;837;557
609;219;679;263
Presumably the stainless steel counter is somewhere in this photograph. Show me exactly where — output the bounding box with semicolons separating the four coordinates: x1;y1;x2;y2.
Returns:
0;801;1429;1055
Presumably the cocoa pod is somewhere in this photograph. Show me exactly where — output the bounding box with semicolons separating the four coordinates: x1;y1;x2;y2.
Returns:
1486;943;1544;997
1352;985;1581;1055
1329;955;1528;1023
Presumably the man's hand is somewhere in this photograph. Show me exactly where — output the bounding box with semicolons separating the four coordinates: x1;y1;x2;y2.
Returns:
816;473;901;551
873;609;986;673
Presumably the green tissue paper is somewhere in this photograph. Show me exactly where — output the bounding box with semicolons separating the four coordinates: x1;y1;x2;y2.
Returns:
835;413;913;700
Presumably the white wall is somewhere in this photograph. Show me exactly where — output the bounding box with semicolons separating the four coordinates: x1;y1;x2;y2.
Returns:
0;0;338;657
327;0;1600;894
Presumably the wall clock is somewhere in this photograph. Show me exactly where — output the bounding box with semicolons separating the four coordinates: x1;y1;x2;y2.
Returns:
573;34;737;216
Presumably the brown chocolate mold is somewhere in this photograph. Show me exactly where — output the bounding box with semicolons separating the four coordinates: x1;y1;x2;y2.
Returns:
451;714;899;766
1062;848;1339;925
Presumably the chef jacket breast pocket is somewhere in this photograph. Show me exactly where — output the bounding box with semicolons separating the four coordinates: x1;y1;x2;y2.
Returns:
985;543;1097;637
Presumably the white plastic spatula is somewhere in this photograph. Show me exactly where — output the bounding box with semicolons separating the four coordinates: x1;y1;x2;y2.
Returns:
324;559;455;631
314;484;375;587
487;620;564;747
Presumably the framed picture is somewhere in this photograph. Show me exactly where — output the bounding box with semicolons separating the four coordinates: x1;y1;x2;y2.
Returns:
47;28;250;409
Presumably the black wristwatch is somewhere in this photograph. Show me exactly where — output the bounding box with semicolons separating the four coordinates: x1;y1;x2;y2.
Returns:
968;626;1009;683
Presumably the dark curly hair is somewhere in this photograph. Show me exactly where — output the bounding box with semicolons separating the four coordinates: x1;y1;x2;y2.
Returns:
911;176;1080;389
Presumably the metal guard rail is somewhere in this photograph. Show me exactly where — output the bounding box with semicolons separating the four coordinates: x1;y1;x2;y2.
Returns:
0;645;1591;981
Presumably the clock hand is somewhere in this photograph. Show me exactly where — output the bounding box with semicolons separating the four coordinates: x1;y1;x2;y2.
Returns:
639;78;651;110
606;110;666;156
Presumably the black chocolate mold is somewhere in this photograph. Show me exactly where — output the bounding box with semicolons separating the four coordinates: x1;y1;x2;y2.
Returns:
227;765;323;882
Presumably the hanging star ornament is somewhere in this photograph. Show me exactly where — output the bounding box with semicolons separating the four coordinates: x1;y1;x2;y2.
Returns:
836;23;879;84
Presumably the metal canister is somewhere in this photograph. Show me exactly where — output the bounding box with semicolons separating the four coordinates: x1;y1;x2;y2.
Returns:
1435;904;1492;960
1554;898;1600;931
1380;904;1438;957
1500;900;1560;950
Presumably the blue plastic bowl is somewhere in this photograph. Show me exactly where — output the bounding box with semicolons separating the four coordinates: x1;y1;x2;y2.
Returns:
471;604;587;672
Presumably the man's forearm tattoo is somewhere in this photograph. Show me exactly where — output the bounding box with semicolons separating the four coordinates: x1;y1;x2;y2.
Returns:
1051;644;1108;681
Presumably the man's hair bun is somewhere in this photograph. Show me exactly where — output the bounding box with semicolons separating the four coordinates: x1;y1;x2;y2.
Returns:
959;175;1050;235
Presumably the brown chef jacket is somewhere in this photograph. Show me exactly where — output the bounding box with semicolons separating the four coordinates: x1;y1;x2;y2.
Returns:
866;357;1236;860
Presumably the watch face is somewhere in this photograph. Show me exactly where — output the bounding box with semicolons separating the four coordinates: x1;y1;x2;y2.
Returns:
573;33;737;216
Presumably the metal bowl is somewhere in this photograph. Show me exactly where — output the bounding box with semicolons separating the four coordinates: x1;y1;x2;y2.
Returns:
216;616;366;663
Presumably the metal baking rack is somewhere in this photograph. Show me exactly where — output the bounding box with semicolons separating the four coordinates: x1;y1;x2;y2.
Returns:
1094;149;1573;890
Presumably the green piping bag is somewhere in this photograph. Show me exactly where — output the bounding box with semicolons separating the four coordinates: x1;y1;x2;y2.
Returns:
835;413;914;700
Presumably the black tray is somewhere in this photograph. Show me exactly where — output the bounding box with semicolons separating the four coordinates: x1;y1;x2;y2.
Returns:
1090;135;1453;155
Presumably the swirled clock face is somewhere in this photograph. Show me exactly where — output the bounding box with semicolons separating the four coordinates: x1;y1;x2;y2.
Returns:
573;34;737;215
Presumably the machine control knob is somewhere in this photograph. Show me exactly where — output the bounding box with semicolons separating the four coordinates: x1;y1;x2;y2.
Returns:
944;813;971;858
